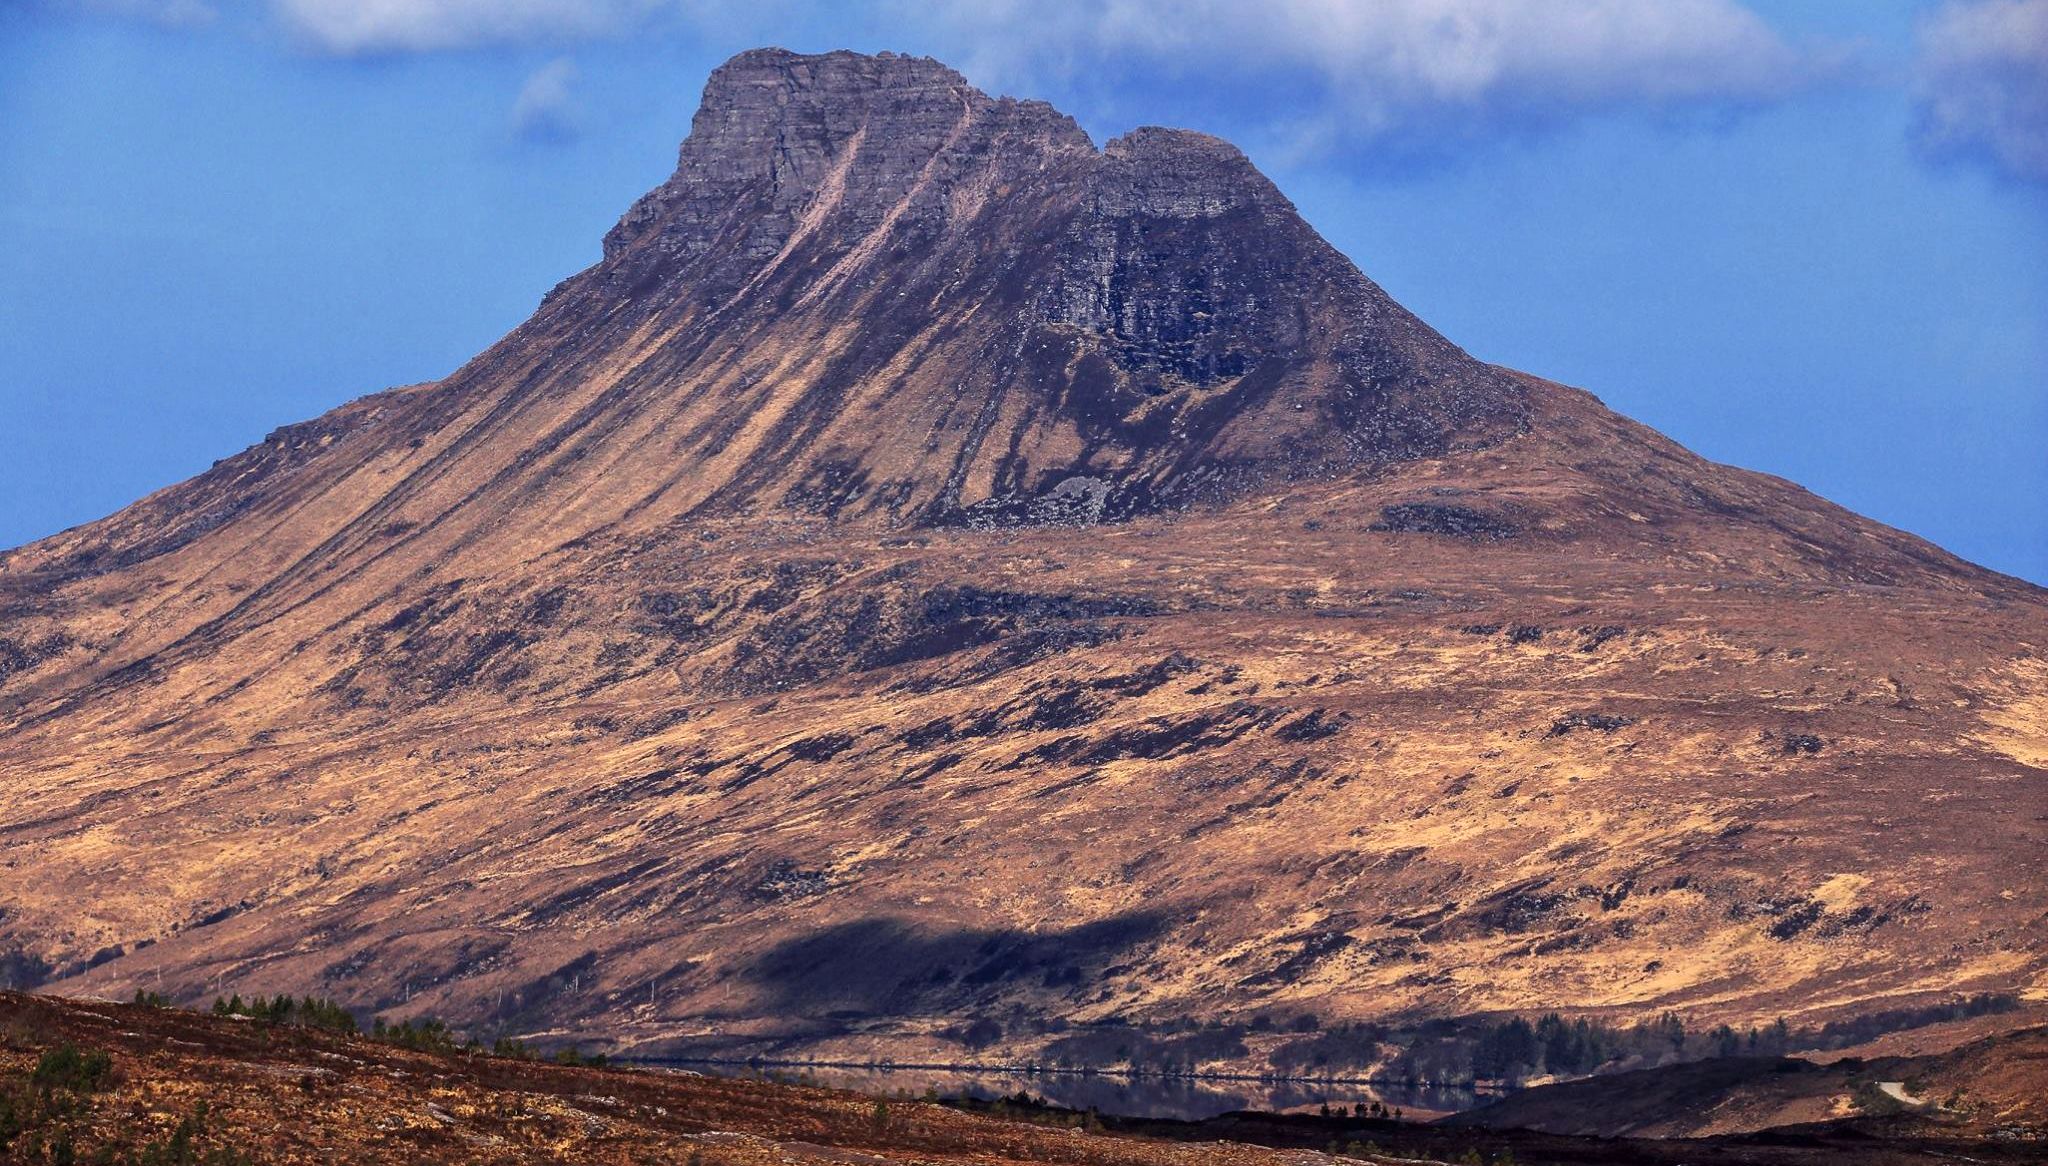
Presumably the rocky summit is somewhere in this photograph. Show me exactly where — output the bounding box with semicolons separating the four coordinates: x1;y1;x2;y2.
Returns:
1;49;2044;1072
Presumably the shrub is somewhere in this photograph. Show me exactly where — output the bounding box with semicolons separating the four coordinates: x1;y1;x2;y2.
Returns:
122;1102;252;1166
0;1089;22;1150
31;1044;113;1094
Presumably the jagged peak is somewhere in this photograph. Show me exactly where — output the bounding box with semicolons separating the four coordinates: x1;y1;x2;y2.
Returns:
602;47;1092;265
603;48;1313;276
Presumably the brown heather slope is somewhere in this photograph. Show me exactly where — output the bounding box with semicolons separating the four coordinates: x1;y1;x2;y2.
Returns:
0;49;2044;1069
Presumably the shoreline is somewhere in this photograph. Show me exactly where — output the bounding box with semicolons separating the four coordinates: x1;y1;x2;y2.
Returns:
624;1054;1513;1097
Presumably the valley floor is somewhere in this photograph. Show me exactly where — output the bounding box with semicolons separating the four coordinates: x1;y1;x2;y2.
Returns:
1;992;2040;1165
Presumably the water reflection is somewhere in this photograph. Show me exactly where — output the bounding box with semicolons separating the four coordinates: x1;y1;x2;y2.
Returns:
692;1064;1494;1122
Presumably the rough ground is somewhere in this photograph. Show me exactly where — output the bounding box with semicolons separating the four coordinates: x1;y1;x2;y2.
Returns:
0;49;2043;1068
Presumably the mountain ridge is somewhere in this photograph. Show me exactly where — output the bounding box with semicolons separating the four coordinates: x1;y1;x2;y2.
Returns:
0;48;2043;1074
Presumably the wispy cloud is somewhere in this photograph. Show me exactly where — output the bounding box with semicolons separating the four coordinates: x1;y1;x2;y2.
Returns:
1913;0;2048;184
512;56;582;141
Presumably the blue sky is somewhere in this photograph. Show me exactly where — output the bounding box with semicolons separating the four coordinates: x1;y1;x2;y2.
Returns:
2;1;2044;582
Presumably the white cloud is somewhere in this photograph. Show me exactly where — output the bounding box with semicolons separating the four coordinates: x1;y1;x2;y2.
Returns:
270;0;646;55
908;0;1827;138
256;0;1824;123
1914;0;2048;183
65;0;1845;145
512;56;582;141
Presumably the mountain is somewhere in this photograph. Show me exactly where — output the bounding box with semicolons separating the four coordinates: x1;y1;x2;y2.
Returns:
1;49;2044;1069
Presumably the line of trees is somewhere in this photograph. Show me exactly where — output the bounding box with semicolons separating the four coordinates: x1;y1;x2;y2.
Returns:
206;993;358;1033
1286;992;2017;1085
200;990;609;1064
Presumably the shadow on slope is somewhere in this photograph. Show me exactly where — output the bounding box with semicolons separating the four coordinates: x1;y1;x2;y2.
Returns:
744;911;1170;1021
